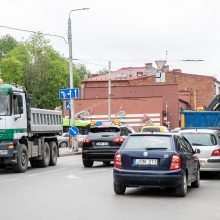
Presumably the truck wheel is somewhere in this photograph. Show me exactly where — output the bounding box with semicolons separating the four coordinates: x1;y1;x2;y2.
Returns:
39;142;50;167
176;171;188;197
14;144;28;173
83;159;94;167
49;141;58;166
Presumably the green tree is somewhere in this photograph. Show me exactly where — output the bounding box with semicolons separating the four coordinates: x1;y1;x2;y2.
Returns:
0;33;90;109
0;35;17;56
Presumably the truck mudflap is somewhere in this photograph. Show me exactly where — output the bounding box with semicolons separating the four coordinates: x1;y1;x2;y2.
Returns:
0;141;15;158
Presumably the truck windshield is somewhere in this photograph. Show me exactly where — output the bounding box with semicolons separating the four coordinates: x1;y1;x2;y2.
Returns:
0;95;10;116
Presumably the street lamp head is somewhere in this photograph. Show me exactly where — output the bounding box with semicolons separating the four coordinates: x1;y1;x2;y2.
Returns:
69;8;90;18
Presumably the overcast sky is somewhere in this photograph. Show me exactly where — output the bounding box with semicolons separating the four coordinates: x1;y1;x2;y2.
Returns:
0;0;220;77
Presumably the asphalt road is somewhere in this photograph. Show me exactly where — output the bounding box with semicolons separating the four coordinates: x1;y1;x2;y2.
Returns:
0;155;220;220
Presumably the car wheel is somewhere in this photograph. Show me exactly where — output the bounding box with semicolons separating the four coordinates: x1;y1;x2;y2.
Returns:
114;182;126;195
60;141;68;148
83;159;94;168
191;170;200;188
176;171;187;197
103;161;111;166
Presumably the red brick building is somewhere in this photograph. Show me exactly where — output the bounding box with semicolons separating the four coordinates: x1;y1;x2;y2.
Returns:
64;64;220;130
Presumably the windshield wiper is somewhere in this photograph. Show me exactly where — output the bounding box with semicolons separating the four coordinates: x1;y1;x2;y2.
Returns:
145;147;168;150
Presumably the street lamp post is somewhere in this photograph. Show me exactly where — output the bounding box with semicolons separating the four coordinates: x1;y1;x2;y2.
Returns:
68;8;89;151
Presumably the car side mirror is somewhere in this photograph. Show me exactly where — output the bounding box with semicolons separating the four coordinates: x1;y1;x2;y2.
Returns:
194;148;201;154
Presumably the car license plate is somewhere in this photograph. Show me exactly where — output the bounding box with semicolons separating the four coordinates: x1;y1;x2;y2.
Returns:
0;150;8;155
200;160;205;166
95;142;109;146
133;159;158;166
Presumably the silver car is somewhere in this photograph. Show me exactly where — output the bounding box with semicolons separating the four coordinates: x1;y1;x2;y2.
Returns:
57;133;70;148
180;129;220;171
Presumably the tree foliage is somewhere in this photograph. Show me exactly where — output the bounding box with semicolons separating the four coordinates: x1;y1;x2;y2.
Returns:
0;35;17;57
0;33;90;109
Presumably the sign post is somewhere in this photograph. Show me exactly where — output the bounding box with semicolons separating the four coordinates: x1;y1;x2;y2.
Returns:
59;88;79;151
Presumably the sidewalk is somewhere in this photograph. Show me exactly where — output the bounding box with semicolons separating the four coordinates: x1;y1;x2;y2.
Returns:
59;147;82;157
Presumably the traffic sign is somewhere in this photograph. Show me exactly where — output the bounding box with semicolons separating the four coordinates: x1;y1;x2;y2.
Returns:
65;101;71;110
155;60;166;71
69;126;79;137
59;88;79;99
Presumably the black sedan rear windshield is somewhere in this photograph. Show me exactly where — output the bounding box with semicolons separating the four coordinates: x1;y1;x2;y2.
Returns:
121;135;173;150
90;127;120;133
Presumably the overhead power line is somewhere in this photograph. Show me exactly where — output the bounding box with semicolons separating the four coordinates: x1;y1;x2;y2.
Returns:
0;25;68;44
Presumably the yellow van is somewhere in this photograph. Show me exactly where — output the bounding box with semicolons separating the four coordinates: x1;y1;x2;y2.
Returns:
141;125;168;132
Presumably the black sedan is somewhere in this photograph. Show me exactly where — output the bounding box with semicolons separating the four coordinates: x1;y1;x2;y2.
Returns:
82;125;135;167
113;133;200;197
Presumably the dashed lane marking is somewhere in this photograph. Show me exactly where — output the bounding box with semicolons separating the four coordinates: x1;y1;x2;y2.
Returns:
0;178;19;184
78;168;110;174
66;175;80;179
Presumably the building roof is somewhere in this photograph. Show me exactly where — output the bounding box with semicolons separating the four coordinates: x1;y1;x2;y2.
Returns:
85;66;157;81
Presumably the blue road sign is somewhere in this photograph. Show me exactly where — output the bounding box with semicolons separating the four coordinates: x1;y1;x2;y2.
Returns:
69;126;79;137
59;88;79;99
65;101;71;110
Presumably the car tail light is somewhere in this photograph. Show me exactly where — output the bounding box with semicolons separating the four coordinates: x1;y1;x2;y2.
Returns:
211;149;220;156
83;139;91;144
113;137;125;144
114;153;122;169
170;155;181;170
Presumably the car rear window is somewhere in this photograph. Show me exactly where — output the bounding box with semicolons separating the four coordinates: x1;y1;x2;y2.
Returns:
142;127;160;132
89;127;120;133
121;135;173;150
182;133;217;146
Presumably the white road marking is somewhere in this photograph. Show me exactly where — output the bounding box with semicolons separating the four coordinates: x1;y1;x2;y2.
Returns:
78;169;110;174
66;175;80;179
200;180;211;183
28;173;40;177
0;178;19;184
43;167;68;174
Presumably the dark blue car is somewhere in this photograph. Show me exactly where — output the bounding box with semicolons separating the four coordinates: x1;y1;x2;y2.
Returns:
113;133;200;197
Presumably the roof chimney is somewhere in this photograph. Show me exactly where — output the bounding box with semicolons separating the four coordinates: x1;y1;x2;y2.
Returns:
144;63;153;76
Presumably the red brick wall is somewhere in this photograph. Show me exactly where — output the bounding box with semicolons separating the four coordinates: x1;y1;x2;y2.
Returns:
84;71;215;109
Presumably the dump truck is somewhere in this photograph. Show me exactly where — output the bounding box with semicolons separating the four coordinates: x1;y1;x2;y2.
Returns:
0;82;63;172
180;111;220;129
180;94;220;129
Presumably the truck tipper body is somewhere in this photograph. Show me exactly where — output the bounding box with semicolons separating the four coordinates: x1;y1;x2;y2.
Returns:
0;83;62;172
180;111;220;129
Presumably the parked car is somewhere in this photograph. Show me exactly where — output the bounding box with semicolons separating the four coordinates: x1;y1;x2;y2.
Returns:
141;125;169;132
82;124;135;167
113;133;200;197
179;129;220;172
57;133;69;148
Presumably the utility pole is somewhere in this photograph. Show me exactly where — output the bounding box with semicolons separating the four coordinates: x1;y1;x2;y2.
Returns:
108;61;111;121
68;8;89;151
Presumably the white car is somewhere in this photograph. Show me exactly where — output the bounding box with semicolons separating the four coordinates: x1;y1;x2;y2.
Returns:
180;129;220;172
